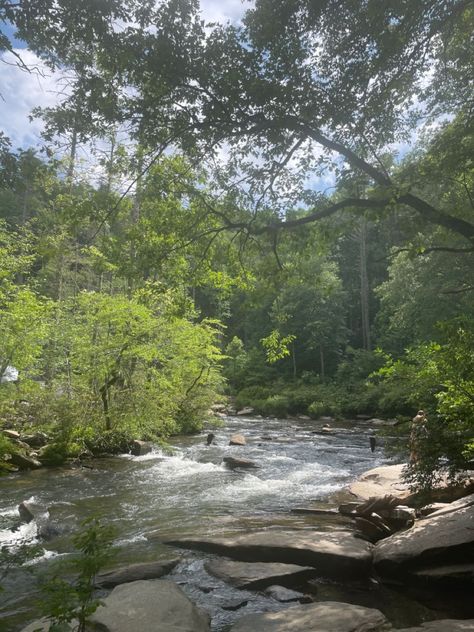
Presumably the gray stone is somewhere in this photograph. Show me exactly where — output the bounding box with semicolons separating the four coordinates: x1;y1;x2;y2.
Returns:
90;579;210;631
160;530;374;579
95;558;180;587
223;456;260;469
236;407;254;416
349;465;413;502
204;559;319;590
229;601;390;631
396;620;474;631
374;503;474;578
229;433;246;445
8;452;42;469
130;440;153;456
21;432;49;447
3;429;20;440
263;585;310;603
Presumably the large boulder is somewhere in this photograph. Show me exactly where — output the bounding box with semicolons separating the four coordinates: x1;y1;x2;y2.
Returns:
373;503;474;580
229;434;246;446
95;558;181;587
90;579;210;631
223;456;260;469
160;530;374;579
130;440;153;456
349;465;413;502
236;407;254;416
229;601;390;631
204;559;319;590
8;452;42;469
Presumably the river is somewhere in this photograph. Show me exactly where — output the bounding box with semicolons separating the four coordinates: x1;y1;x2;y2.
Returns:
0;415;461;630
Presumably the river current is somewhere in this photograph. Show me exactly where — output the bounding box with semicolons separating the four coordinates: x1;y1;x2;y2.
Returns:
0;415;457;631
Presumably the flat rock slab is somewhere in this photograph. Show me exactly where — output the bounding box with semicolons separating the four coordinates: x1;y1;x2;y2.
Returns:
204;559;319;589
95;558;180;587
349;465;413;501
229;600;390;631
374;504;474;578
161;530;374;579
90;579;210;631
396;620;474;631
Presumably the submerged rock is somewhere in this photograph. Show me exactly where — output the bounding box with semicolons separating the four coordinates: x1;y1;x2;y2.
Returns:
95;558;181;588
229;601;390;631
264;585;312;603
204;559;319;590
160;530;374;579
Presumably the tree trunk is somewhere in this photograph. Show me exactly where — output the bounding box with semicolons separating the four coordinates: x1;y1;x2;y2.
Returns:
360;217;371;351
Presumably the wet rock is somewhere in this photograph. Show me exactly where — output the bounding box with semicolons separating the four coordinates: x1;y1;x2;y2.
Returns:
18;501;43;523
236;407;254;416
396;620;474;631
160;530;374;579
90;580;210;632
130;440;153;456
9;452;42;470
229;601;390;631
374;503;474;580
264;585;311;603
95;558;180;588
204;560;319;590
229;434;246;446
206;433;215;445
223;456;260;469
221;598;249;611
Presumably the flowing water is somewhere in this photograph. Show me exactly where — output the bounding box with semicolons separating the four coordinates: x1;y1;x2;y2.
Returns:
0;416;466;631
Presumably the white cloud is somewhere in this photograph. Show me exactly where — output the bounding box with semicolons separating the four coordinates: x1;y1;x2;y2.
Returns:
200;0;251;24
0;49;63;150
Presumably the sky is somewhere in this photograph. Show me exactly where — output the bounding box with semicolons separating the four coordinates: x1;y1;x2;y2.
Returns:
0;0;250;151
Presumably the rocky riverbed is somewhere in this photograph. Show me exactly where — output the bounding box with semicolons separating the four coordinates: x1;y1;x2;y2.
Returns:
1;416;473;631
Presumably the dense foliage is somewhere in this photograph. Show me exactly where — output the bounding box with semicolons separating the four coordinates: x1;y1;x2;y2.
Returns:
1;0;473;487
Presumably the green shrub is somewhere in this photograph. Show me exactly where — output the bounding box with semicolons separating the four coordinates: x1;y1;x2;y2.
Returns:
261;395;290;418
37;443;69;466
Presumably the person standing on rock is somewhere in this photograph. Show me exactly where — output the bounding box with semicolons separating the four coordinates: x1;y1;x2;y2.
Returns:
409;410;428;464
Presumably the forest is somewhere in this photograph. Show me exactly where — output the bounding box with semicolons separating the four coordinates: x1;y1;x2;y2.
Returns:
0;0;473;491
